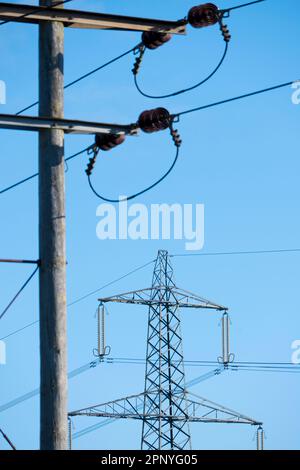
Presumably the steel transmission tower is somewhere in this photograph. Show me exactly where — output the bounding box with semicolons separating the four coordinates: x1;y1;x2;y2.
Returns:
141;250;191;449
69;250;263;450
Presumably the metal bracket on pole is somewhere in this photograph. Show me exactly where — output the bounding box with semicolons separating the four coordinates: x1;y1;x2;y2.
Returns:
0;113;138;136
0;2;187;34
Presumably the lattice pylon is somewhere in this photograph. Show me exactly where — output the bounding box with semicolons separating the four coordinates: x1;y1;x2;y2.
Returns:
141;250;191;450
69;250;263;451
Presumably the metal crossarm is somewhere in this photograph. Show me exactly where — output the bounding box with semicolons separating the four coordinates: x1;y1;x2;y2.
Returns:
0;2;187;34
0;113;138;135
69;390;261;426
99;286;228;310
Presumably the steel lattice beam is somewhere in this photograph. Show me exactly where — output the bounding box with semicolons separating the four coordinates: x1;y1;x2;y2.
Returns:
69;390;262;426
99;286;228;310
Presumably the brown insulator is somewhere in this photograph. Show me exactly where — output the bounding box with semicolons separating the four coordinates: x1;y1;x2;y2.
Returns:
95;133;126;151
138;107;171;133
188;3;219;28
142;31;172;50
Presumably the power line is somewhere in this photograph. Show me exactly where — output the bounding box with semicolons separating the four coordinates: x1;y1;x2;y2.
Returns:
0;320;39;341
0;0;75;27
0;259;155;341
87;145;180;203
68;259;155;307
102;357;300;372
6;79;295;197
174;81;295;117
1;244;299;341
0;428;16;450
14;1;267;114
0;145;92;196
0;265;39;321
224;0;267;12
0;358;102;414
1;357;298;416
171;248;300;258
16;45;138;115
133;41;229;100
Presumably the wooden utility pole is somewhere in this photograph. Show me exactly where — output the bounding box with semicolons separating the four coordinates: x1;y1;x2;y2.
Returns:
39;0;67;450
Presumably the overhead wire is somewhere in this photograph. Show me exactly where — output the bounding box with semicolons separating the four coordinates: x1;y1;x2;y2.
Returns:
133;0;268;99
14;0;267;114
0;0;75;27
133;39;229;100
1;242;299;341
4;79;296;198
87;145;180;203
1;357;299;416
170;248;300;258
173;81;295;118
16;45;139;116
0;0;276;199
0;145;93;195
223;0;267;12
0;258;155;341
0;358;103;414
0;265;39;321
0;428;16;450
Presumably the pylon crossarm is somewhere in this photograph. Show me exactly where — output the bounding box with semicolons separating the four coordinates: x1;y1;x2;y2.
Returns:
69;392;146;419
171;287;228;311
69;390;261;426
99;286;228;311
184;391;262;426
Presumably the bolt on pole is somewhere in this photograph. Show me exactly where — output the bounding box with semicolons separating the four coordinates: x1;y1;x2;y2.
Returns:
39;0;68;450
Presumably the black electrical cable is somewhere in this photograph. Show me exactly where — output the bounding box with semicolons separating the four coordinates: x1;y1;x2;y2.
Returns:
9;0;266;112
0;265;39;321
0;428;16;450
229;366;300;374
87;145;180;203
0;145;92;195
171;248;300;257
134;41;229;100
13;1;266;112
0;258;155;341
0;0;75;27
16;45;139;116
174;80;295;118
223;0;266;13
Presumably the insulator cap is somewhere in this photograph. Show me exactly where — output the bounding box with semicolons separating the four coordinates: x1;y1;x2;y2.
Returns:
142;31;172;50
95;133;126;151
86;156;97;176
188;3;219;28
220;23;231;42
138;107;171;133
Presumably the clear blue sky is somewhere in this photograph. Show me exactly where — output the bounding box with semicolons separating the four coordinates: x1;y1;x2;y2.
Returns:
0;0;299;450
